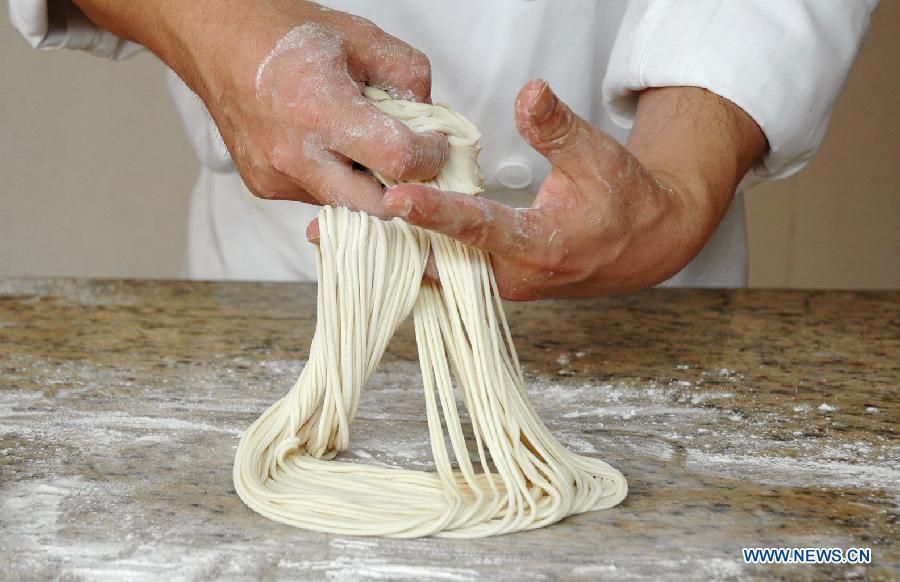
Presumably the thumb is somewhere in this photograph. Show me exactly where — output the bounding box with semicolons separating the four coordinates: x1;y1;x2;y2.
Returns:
515;79;594;173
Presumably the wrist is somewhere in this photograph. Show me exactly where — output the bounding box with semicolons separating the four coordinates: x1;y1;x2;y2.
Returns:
154;0;288;102
73;0;321;103
71;0;190;58
644;169;723;278
70;0;217;94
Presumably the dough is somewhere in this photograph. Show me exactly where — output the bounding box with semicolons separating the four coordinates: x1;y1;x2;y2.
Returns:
233;87;627;538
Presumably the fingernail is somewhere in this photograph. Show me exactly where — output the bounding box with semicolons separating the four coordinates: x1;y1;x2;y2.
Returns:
527;81;555;123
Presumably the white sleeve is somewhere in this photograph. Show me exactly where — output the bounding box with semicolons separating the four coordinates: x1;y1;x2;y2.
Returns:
602;0;877;182
8;0;142;60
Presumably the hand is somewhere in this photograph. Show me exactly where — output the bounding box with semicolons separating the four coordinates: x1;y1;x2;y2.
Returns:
74;0;448;215
378;80;765;299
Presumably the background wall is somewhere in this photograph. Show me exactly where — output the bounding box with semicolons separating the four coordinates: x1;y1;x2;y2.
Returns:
1;4;897;287
0;23;195;279
744;1;899;288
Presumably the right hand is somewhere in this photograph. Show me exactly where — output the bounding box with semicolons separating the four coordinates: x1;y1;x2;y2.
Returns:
78;0;449;214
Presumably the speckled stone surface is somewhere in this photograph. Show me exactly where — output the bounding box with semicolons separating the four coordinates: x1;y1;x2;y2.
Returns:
0;278;896;581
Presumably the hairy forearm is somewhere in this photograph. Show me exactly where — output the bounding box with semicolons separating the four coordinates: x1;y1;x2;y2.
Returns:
626;86;767;269
71;0;190;59
70;0;312;98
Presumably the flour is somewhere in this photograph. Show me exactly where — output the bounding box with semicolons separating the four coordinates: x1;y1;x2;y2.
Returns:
686;391;733;405
277;556;480;581
255;24;343;99
3;346;893;576
686;450;899;491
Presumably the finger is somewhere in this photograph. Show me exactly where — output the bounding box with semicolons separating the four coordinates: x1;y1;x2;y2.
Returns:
244;170;318;204
238;154;320;203
338;15;433;102
317;83;448;182
359;37;434;103
273;143;388;216
383;184;552;260
515;79;622;177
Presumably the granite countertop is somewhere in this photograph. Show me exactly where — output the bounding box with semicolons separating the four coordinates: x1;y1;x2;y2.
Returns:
0;278;896;581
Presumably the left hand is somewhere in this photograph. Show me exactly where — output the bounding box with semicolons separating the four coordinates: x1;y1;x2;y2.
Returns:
378;80;737;300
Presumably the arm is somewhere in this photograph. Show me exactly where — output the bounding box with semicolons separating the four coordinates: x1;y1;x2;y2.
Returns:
378;80;765;299
67;0;448;215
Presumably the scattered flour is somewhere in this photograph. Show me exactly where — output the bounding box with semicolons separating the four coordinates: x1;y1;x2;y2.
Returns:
685;450;899;491
278;556;479;581
3;346;893;578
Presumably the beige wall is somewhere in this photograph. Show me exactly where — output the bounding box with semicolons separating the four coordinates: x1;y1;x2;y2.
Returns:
745;1;899;289
0;23;195;279
1;6;897;287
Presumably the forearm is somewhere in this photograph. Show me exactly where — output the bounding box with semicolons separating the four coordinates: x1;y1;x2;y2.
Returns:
70;0;192;61
70;0;310;98
625;86;767;273
627;87;767;268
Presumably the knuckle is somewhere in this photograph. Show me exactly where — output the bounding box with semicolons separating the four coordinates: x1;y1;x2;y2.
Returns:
380;134;419;178
267;137;324;183
373;43;431;99
243;171;279;200
237;141;311;201
347;16;386;45
539;109;579;151
243;177;266;199
352;15;379;35
236;156;277;200
408;50;432;82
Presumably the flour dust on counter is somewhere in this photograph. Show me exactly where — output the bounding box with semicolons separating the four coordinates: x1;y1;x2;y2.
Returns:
2;275;898;579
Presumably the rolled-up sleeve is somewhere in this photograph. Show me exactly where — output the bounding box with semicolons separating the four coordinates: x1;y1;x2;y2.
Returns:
9;0;142;60
602;0;877;181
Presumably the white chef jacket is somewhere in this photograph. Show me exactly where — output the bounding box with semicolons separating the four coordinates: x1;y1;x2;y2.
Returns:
10;0;877;285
